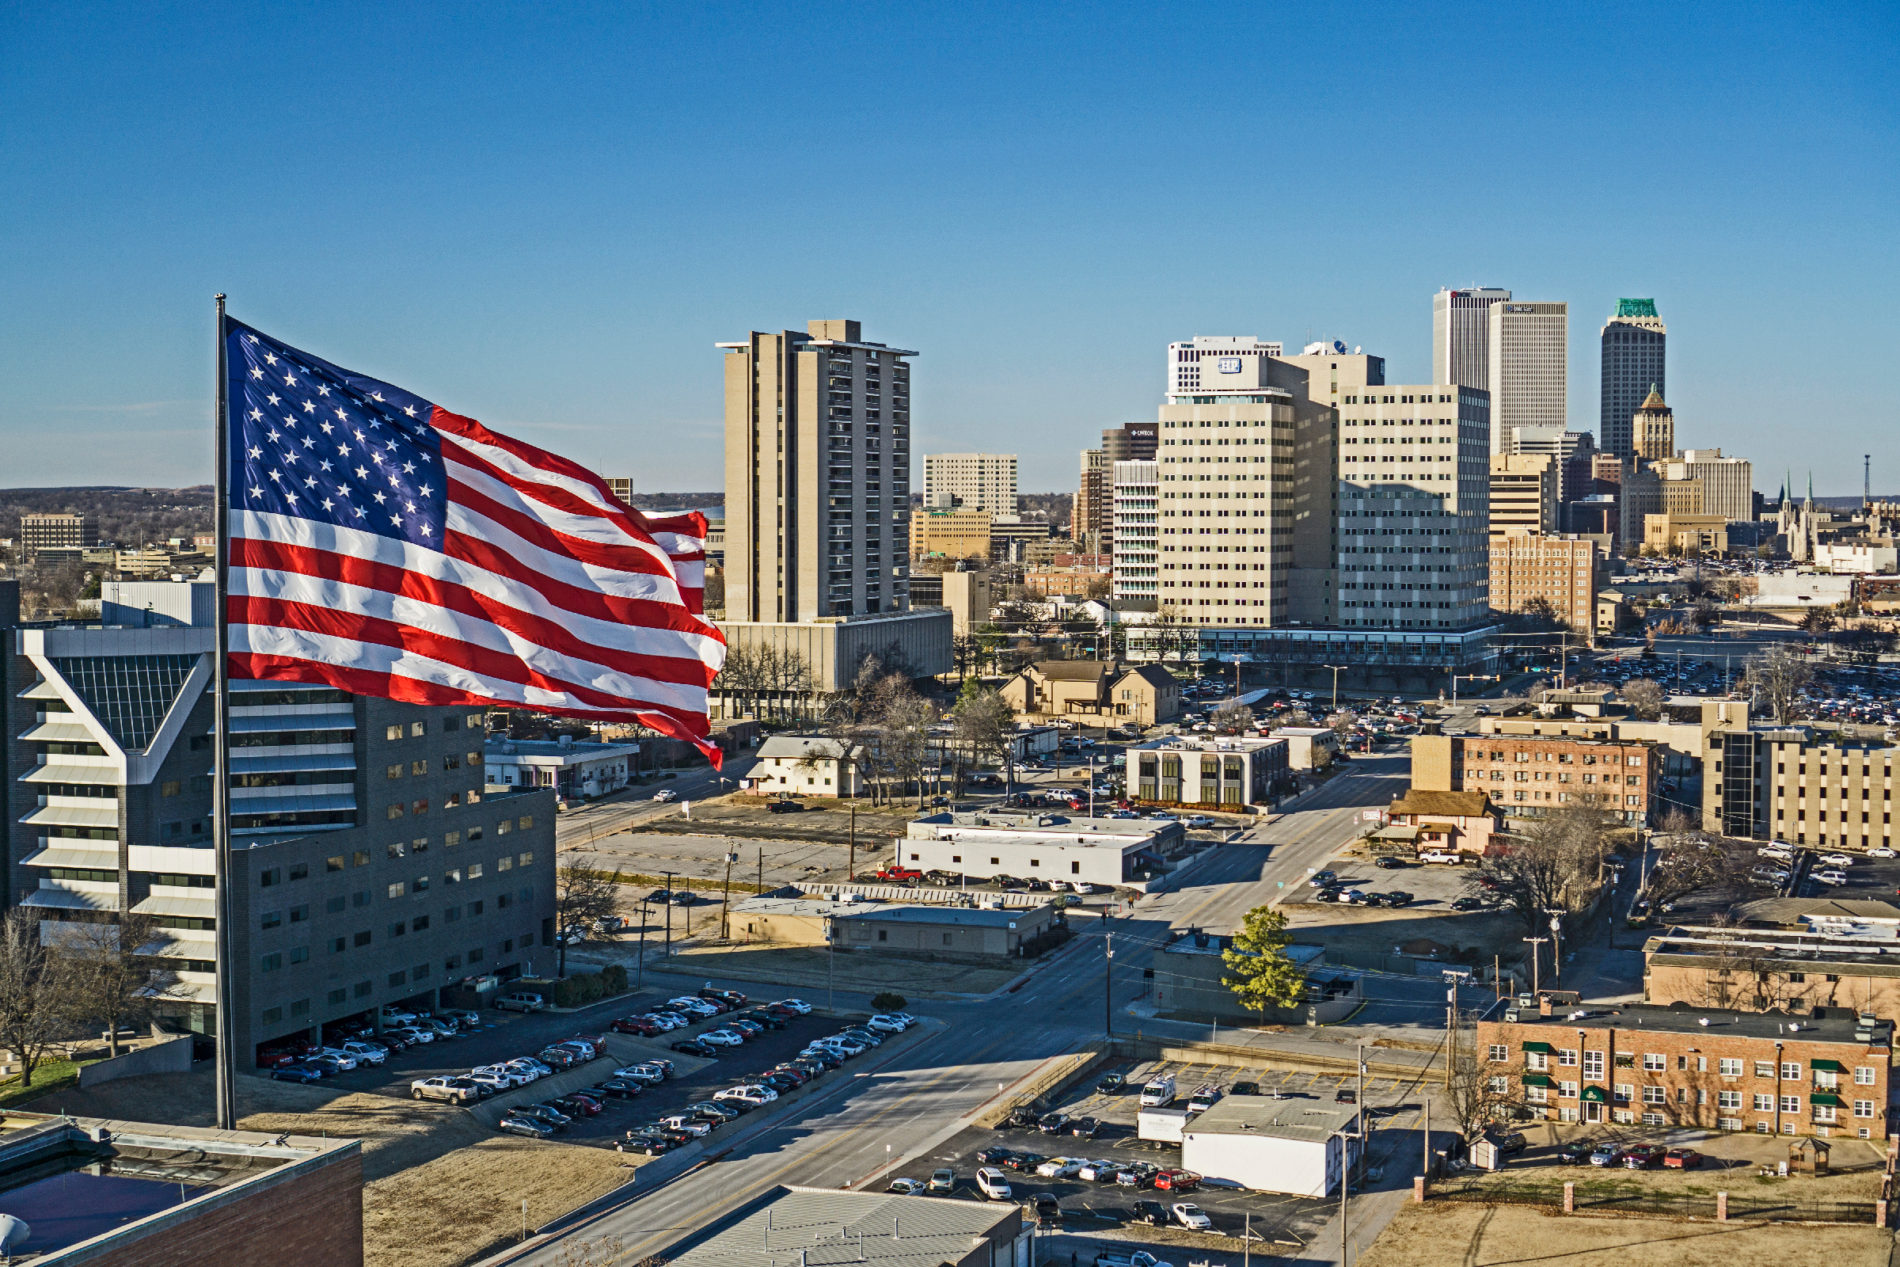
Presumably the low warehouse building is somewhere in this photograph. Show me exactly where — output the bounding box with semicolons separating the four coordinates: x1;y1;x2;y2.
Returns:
650;1184;1030;1267
1180;1098;1363;1197
731;896;1061;960
902;810;1182;890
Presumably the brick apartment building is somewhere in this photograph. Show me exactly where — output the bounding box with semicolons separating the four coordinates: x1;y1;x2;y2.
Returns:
1478;1001;1893;1139
1410;731;1662;825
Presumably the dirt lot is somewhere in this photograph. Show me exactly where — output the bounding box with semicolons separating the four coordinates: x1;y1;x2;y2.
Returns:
659;942;1025;998
28;1068;634;1267
625;794;918;846
1358;1201;1892;1267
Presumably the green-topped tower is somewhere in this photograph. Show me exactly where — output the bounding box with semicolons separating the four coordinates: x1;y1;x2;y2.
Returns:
1601;298;1666;460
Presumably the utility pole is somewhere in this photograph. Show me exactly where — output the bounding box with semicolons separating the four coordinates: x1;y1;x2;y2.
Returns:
1545;908;1565;983
1444;986;1456;1090
635;900;649;988
1422;1100;1430;1189
848;801;857;883
720;851;738;939
1522;936;1548;996
1357;1042;1366;1140
1332;1129;1352;1267
1323;664;1347;713
757;845;764;896
1104;931;1114;1039
663;869;675;958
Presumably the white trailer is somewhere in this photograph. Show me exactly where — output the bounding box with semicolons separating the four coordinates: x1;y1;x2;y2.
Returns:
1137;1106;1194;1144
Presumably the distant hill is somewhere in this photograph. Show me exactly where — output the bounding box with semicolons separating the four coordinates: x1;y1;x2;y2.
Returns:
0;486;212;547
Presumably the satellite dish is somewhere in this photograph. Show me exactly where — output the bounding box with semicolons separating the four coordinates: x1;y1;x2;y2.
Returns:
0;1213;31;1251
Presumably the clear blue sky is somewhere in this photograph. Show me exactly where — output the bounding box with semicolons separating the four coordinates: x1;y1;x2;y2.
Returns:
3;2;1894;496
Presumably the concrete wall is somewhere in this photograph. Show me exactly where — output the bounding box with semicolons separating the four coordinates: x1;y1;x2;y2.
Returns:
77;1035;192;1088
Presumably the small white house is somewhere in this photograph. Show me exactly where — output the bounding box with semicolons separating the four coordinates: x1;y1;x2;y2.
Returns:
1180;1098;1362;1197
742;736;867;798
483;738;641;801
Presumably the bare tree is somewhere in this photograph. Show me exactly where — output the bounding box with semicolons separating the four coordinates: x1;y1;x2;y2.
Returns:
1744;645;1813;724
60;913;177;1058
1474;804;1614;937
1444;1017;1519;1143
1210;702;1255;735
1644;816;1748;910
0;910;81;1087
555;860;622;977
950;682;1015;794
1621;678;1665;720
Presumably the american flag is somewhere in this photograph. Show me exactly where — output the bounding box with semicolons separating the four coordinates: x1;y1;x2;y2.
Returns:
223;318;726;762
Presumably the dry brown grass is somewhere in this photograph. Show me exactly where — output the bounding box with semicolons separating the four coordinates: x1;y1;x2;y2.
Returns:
1358;1201;1893;1267
661;941;1022;996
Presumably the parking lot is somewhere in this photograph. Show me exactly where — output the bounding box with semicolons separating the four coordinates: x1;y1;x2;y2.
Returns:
1278;852;1481;912
285;987;871;1148
884;1058;1432;1251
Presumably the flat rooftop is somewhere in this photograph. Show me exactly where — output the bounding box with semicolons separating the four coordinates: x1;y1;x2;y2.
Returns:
1136;736;1287;753
910;811;1170;845
1494;1002;1888;1045
484;738;641;762
661;1186;1017;1267
1183;1096;1360;1143
734;897;1049;928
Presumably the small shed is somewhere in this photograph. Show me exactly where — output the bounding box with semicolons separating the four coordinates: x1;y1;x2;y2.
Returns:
1788;1137;1830;1174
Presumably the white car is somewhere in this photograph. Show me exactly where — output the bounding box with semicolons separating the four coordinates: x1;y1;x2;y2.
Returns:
516;1057;553;1078
380;1006;418;1025
1035;1157;1084;1178
975;1167;1012;1200
1171;1203;1213;1231
714;1086;776;1106
410;1075;479;1105
866;1015;906;1034
466;1071;512;1095
614;1064;666;1084
886;1178;928;1195
1813;869;1849;886
392;1026;434;1045
314;1048;360;1071
775;998;813;1014
438;1009;480;1028
652;789;679;802
701;1029;746;1047
1870;848;1898;859
1419;851;1462;865
1184;815;1216;829
1819;853;1856;867
475;1063;532;1087
339;1041;387;1066
658;1114;712;1137
1075;1159;1118;1181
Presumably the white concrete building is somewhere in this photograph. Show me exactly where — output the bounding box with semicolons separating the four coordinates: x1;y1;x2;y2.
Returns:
483;737;641;801
1167;335;1283;396
1129;736;1289;809
1433;287;1512;392
1487;301;1567;455
1181;1097;1362;1197
1111;459;1158;602
901;811;1182;888
923;453;1018;514
1268;726;1339;770
1659;449;1755;523
741;735;867;798
1815;542;1899;574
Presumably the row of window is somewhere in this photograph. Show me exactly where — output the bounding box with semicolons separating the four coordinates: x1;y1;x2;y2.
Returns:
255;820;536;887
1501;1045;1880;1083
381;713;486;741
256;935;530;1028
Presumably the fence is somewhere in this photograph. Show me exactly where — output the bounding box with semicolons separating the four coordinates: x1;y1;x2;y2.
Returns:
1433;1174;1875;1224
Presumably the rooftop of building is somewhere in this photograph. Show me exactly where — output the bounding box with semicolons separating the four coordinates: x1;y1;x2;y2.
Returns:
1389;789;1492;818
1180;1095;1360;1143
756;735;867;761
484;737;641;763
910;810;1171;844
1488;1001;1888;1045
0;1113;354;1259
734;897;1050;928
660;1186;1017;1267
1136;735;1287;753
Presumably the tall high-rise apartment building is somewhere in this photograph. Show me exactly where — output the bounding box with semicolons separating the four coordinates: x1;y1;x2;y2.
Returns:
1111;460;1158;603
1631;386;1675;461
922;453;1017;514
1074;449;1108;553
1489;454;1559;538
719;320;914;622
1335;385;1493;629
1600;299;1666;459
1488;533;1601;635
1433;287;1512;390
1485;301;1568;455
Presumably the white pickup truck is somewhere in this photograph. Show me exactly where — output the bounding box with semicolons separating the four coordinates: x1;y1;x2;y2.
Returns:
1096;1253;1170;1267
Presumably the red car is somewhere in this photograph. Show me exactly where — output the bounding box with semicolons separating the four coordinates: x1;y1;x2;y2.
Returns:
1662;1147;1703;1169
876;866;923;882
612;1016;661;1036
1621;1144;1664;1169
1153;1169;1202;1192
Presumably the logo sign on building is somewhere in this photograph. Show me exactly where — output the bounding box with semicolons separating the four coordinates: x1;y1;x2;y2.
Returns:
1216;357;1243;374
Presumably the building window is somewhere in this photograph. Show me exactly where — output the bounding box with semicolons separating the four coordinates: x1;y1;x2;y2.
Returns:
290;904;309;923
327;856;345;872
327;988;347;1005
289;862;308;881
1856;1066;1878;1085
1613;1083;1633;1104
353;980;372;998
261;1006;282;1024
1719;1091;1742;1110
1780;1095;1801;1114
1781;1062;1801;1081
260;868;281;888
354;930;372;947
1856;1100;1877;1118
1560;1081;1579;1099
1754;1061;1775;1078
1487;1044;1508;1062
1583;1051;1604;1078
1719;1058;1743;1077
388;882;405;899
1642;1086;1665;1105
1558;1049;1577;1067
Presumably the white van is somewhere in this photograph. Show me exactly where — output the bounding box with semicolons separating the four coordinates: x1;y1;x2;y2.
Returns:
1139;1074;1176;1107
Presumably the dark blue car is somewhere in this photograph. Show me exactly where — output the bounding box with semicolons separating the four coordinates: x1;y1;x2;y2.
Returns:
271;1063;325;1084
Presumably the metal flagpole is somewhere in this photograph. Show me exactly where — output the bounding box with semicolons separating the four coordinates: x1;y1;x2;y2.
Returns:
212;294;238;1132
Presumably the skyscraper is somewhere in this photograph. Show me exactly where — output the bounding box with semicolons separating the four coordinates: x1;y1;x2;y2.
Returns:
1487;301;1568;455
1433;287;1511;390
1167;336;1282;396
1631;386;1675;461
1600;299;1666;459
1110;459;1158;603
719;319;914;622
922;453;1017;514
1074;448;1107;553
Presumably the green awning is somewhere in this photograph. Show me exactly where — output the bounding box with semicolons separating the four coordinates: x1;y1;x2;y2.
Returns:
1811;1059;1845;1073
1522;1073;1556;1088
1521;1041;1555;1054
1581;1085;1609;1104
1811;1092;1844;1107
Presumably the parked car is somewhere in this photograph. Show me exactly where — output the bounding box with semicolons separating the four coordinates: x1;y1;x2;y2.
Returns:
775;998;814;1014
1309;870;1338;888
1068;1116;1102;1138
1170;1203;1212;1231
1231;1080;1260;1096
497;991;547;1012
271;1063;325;1084
1662;1147;1703;1169
927;1168;956;1193
1814;869;1849;886
975;1167;1012;1200
1096;1072;1127;1095
1450;896;1486;912
498;1112;556;1138
1037;1112;1073;1134
767;799;804;813
614;1133;670;1155
411;1076;481;1105
1000;1152;1045;1173
1153;1169;1201;1192
1116;1162;1159;1187
1131;1200;1169;1225
1622;1144;1664;1169
1587;1144;1624;1167
1556;1140;1592;1165
886;1179;928;1195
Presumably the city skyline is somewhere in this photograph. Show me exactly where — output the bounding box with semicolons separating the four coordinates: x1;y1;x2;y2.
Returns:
2;4;1895;495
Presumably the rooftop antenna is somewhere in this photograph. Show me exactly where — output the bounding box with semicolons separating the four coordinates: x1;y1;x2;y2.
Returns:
1866;455;1872;510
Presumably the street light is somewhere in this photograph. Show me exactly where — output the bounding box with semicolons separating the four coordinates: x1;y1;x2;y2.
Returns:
720;851;739;940
1321;664;1348;714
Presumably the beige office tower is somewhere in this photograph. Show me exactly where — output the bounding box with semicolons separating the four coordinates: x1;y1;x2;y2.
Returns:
1487;301;1568;455
922;452;1017;513
719;319;914;622
1631;386;1675;461
1660;449;1754;522
1433;287;1512;390
1335;385;1492;629
1488;454;1559;538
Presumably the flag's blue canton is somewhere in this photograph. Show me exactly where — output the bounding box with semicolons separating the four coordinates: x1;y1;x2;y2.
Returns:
226;321;450;551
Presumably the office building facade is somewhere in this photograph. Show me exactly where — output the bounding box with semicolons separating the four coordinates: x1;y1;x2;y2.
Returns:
1600;299;1666;459
1103;422;1159;464
1504;425;1598;505
1167;336;1283;396
1632;386;1675;461
1433;287;1512;390
922;453;1017;514
20;513;99;561
1074;448;1108;553
1487;301;1568;455
1111;459;1158;602
1489;454;1559;537
4;616;554;1063
1411;730;1661;824
1661;449;1755;523
719;319;914;622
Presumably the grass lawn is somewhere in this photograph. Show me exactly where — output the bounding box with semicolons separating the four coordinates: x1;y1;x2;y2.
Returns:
0;1056;98;1111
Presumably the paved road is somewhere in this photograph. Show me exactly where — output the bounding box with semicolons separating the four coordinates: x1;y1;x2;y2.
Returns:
492;757;1459;1266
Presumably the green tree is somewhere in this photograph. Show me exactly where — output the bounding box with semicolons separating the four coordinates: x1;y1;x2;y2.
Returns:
1219;906;1307;1020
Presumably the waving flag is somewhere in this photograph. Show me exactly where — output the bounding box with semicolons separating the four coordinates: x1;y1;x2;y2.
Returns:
222;318;725;762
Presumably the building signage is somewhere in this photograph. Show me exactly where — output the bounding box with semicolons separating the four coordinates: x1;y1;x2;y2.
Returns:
1216;357;1243;374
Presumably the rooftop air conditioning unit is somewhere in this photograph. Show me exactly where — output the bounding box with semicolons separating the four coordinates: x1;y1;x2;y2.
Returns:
1503;1009;1521;1023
